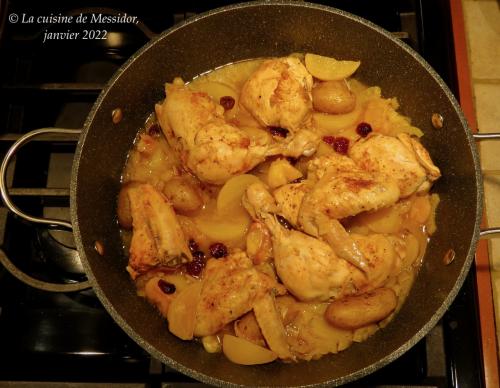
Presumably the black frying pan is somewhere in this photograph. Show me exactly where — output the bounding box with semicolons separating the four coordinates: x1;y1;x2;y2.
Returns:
0;2;492;386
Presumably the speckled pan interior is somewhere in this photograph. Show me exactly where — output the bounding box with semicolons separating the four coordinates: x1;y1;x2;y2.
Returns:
70;2;482;387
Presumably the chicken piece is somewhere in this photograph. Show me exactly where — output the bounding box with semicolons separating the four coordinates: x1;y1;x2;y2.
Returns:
155;85;280;185
307;153;358;181
234;312;266;347
349;234;399;293
349;133;440;197
276;296;354;361
300;158;401;220
193;251;286;336
242;181;278;220
282;128;320;158
240;57;313;131
273;181;310;226
263;214;354;302
127;184;192;275
253;293;294;360
302;213;368;272
397;133;441;181
246;180;369;272
244;184;398;301
296;156;400;271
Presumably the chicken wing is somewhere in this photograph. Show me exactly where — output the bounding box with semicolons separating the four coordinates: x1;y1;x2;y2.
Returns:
127;184;192;275
247;180;369;272
299;166;401;220
349;133;441;197
240;57;313;131
243;184;398;302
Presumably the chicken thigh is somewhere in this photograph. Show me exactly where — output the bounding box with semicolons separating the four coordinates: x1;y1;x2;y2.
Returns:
155;84;280;185
194;251;286;337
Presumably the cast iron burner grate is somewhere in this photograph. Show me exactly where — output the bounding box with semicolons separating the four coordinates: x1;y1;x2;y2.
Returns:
0;0;483;387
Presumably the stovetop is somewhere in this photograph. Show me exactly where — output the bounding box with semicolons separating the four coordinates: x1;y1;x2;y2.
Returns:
0;0;485;387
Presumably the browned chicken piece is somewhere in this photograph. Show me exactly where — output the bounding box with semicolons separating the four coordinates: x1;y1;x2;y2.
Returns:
260;214;354;302
253;293;294;360
307;153;358;181
272;181;310;226
349;133;441;197
240;57;313;131
301;213;368;272
266;215;397;303
276;296;354;361
296;155;400;271
193;251;286;337
127;184;192;275
281;128;321;158
155;85;280;185
234;312;266;347
242;181;278;220
300;159;401;220
246;181;369;272
349;234;400;294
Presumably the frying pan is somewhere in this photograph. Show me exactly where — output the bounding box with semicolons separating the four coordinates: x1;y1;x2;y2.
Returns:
1;2;499;386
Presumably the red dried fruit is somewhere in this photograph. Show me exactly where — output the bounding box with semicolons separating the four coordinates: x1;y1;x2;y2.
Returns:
220;96;235;111
322;136;335;146
192;250;206;261
147;124;161;136
333;137;349;155
269;127;289;138
276;214;294;230
186;260;204;277
158;279;176;294
323;136;350;155
188;239;199;253
356;122;372;137
209;243;228;259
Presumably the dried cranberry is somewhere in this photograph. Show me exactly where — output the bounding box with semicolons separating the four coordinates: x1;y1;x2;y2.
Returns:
322;136;335;146
333;137;349;155
186;260;204;277
192;250;206;261
356;122;372;137
276;214;294;230
269;127;289;138
209;243;228;259
220;96;236;111
147;124;161;137
188;239;199;253
158;279;176;294
291;177;304;184
323;136;350;155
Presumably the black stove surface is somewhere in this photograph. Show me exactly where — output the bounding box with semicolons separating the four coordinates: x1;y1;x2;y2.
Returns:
0;1;483;387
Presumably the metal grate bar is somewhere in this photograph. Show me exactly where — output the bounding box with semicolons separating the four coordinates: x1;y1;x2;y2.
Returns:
7;188;70;197
0;132;80;142
2;83;104;92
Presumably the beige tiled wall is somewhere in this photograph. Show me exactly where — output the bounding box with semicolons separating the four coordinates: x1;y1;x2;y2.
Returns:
463;0;500;340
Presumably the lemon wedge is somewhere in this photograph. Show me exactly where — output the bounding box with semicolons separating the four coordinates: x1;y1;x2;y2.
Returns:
305;53;360;81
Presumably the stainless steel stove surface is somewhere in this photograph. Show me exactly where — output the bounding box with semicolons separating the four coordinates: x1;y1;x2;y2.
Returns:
0;1;485;387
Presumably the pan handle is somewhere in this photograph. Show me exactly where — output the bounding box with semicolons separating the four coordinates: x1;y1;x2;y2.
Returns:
0;128;79;229
0;127;90;292
473;132;500;238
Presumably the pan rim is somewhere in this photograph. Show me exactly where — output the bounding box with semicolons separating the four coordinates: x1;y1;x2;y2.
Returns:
70;1;483;387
